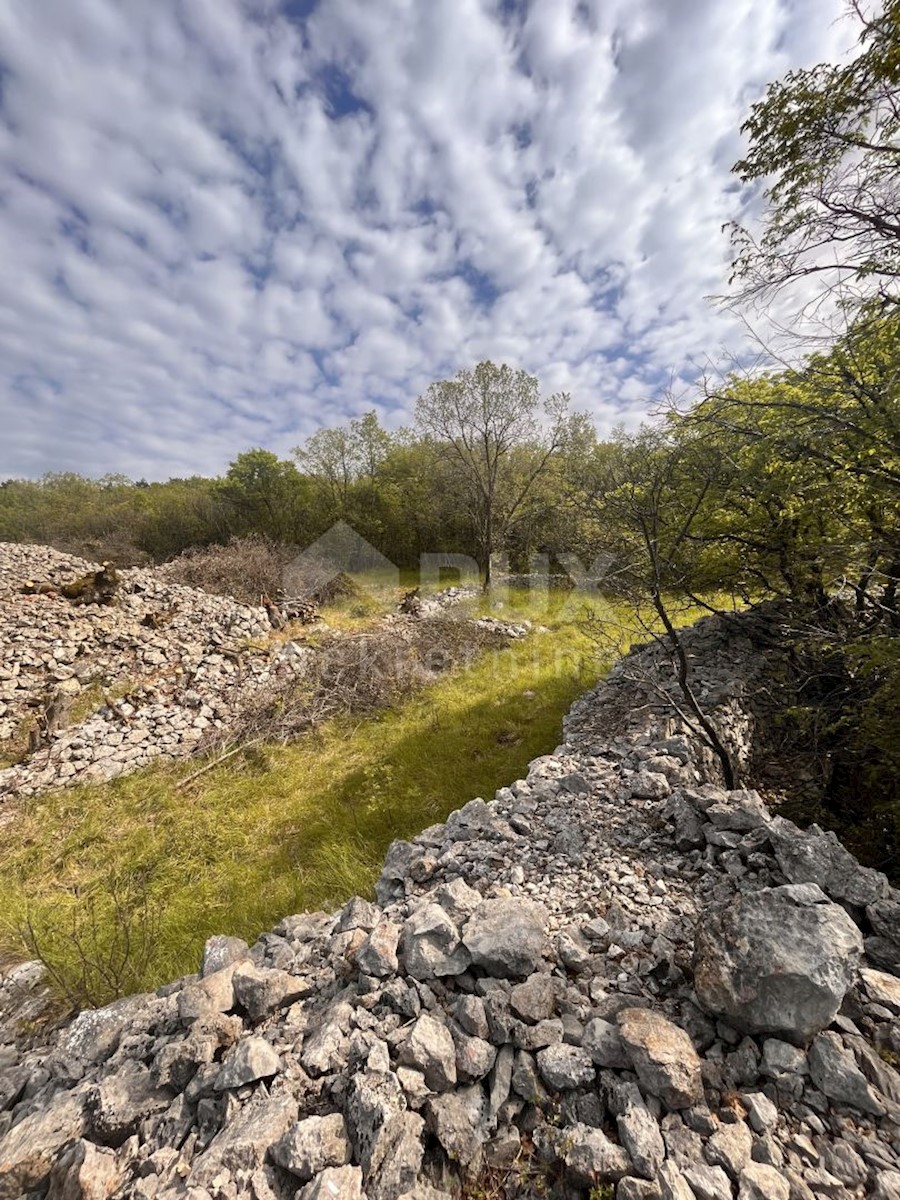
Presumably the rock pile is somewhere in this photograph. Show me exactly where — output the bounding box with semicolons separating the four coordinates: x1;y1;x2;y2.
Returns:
0;543;276;800
0;547;518;803
1;604;900;1199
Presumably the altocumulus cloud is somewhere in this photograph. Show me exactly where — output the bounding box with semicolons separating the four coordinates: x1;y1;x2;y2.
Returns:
0;0;854;479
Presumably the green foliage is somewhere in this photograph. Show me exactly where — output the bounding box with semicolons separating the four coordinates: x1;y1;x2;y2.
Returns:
730;0;900;299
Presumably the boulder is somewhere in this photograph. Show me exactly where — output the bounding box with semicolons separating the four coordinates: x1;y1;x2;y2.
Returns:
694;884;863;1043
535;1044;595;1090
462;897;548;978
769;820;888;908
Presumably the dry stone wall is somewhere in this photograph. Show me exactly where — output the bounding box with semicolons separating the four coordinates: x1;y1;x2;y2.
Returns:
1;602;900;1199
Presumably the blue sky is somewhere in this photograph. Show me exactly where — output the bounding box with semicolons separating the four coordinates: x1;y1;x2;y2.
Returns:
0;0;854;479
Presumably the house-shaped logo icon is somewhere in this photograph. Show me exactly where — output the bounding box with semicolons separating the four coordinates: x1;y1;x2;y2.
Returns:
282;521;398;600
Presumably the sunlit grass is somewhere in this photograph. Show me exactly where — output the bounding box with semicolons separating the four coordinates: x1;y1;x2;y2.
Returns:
0;587;643;1004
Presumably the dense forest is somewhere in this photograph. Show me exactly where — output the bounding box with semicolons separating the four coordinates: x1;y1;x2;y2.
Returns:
2;2;899;867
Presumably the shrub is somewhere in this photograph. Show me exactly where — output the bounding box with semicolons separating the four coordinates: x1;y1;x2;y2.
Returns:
162;535;294;605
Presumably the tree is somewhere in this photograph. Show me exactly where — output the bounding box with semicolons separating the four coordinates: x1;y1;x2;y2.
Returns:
415;361;570;587
729;0;900;305
218;450;309;543
575;429;738;786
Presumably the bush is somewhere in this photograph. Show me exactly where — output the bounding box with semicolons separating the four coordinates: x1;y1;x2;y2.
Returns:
204;617;510;751
162;535;293;605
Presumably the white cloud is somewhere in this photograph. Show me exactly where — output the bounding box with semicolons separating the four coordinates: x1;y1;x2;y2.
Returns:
0;0;856;478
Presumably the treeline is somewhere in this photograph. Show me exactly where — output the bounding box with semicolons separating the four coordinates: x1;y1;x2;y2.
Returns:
0;400;588;571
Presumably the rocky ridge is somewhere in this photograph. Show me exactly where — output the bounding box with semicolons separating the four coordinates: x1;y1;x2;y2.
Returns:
1;605;900;1199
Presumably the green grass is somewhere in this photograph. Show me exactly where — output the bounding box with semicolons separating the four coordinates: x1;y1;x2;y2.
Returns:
0;587;638;1005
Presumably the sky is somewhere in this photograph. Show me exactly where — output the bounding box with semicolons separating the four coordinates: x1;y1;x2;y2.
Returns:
0;0;857;481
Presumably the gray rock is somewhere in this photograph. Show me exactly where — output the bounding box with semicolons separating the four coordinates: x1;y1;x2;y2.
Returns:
770;819;888;907
46;1137;121;1200
425;1085;486;1169
336;895;381;933
583;1017;631;1069
616;1008;704;1109
357;918;401;978
808;1031;886;1115
0;1092;86;1199
178;965;236;1021
738;1163;790;1200
192;1092;297;1186
400;1013;457;1092
364;1111;425;1200
202;934;250;976
57;994;150;1066
705;790;769;832
664;793;707;852
215;1036;280;1090
558;1122;632;1185
617;1098;665;1180
860;966;900;1014
270;1114;352;1181
682;1163;732;1200
453;1031;497;1082
872;1171;900;1200
345;1069;406;1173
867;893;900;942
232;961;310;1021
705;1121;752;1180
510;973;557;1023
299;1166;365;1200
402;904;470;980
693;884;863;1043
741;1091;778;1133
302;1001;353;1077
535;1043;595;1090
88;1065;171;1147
617;1179;663;1200
657;1162;696;1200
462;897;548;978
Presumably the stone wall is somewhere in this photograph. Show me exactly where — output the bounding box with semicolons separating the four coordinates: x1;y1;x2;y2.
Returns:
1;605;900;1200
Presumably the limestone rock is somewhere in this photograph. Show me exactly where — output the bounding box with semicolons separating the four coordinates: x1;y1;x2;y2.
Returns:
808;1031;886;1115
215;1036;280;1090
738;1163;790;1200
299;1165;365;1200
535;1043;595;1090
270;1114;352;1182
232;961;311;1021
0;1092;86;1200
769;819;888;907
616;1008;704;1109
357;918;401;978
400;1013;457;1092
46;1138;121;1200
462;897;548;978
402;904;470;980
88;1065;172;1147
694;884;863;1042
